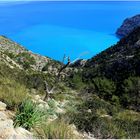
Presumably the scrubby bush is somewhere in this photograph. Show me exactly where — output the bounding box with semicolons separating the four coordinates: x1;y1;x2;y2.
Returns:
16;52;36;69
42;63;49;71
66;95;140;139
92;77;116;100
4;51;16;59
122;76;140;110
69;73;85;90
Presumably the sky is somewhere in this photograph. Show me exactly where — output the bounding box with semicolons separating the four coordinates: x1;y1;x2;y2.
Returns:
0;0;140;1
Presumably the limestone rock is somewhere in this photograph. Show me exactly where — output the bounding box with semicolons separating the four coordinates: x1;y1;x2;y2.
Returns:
34;95;42;101
0;119;15;139
0;101;6;111
12;127;33;139
55;107;65;114
0;112;8;121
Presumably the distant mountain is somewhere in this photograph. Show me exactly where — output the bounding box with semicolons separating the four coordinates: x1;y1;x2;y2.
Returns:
116;14;140;37
85;26;140;80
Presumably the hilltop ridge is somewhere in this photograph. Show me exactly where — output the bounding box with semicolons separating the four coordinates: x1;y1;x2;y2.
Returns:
116;14;140;37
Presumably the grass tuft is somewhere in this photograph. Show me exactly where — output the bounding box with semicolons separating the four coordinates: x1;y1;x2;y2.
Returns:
34;119;78;139
14;99;48;130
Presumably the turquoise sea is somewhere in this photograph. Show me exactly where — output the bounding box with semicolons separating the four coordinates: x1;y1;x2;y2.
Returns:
0;1;140;61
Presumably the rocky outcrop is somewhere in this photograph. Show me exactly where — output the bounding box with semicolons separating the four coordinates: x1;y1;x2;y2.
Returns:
116;14;140;37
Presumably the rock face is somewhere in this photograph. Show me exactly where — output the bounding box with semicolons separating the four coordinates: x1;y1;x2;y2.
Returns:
116;14;140;37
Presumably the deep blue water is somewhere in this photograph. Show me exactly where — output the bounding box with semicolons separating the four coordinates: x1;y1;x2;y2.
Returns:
0;1;140;61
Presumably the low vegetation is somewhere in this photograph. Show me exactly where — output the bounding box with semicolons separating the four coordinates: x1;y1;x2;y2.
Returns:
34;119;77;139
14;99;48;130
66;95;140;139
0;77;28;110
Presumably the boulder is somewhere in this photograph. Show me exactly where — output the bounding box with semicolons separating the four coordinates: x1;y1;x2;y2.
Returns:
12;127;33;139
55;107;65;114
0;112;8;121
0;119;15;139
0;101;6;111
34;95;42;101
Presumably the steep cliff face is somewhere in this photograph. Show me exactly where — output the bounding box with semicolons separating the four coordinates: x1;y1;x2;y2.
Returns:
116;14;140;37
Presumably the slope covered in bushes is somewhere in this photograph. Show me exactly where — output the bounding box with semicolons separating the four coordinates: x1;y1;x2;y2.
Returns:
67;26;140;112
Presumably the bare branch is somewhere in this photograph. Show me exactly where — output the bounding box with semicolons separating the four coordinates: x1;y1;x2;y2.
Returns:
43;80;55;101
57;56;71;79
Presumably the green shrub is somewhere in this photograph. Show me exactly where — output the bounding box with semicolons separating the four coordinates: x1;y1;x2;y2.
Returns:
70;73;85;90
67;95;140;139
92;77;116;100
4;51;16;59
111;95;120;106
14;99;48;130
42;63;49;71
122;76;140;110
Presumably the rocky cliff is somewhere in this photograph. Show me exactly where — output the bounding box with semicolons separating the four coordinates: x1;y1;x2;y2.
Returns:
116;14;140;37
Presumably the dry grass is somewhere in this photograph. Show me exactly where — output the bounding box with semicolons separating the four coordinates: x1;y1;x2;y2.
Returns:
0;77;28;110
34;119;79;139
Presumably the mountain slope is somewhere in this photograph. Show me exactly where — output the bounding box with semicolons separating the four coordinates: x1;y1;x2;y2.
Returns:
67;27;140;112
116;14;140;37
64;26;140;139
0;36;61;72
85;26;140;81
